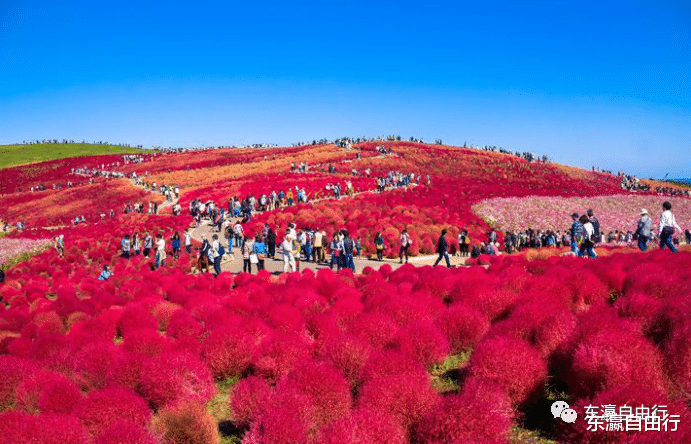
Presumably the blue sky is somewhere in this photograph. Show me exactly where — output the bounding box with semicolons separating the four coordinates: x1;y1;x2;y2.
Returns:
1;0;689;178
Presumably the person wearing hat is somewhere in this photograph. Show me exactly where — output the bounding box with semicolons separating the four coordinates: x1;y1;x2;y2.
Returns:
635;208;653;251
569;213;582;254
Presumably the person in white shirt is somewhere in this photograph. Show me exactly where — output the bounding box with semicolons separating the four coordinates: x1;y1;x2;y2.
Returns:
155;234;166;268
281;234;296;273
399;229;411;263
233;222;244;248
577;215;597;258
184;229;192;254
659;201;682;252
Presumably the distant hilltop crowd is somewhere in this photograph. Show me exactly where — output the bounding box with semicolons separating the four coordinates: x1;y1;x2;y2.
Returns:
16;139;144;148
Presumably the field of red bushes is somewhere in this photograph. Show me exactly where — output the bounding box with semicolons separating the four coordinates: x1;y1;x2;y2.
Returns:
1;141;690;443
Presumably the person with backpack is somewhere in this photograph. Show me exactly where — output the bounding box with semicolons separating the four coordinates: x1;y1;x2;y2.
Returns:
242;235;254;274
659;201;682;252
252;235;267;271
341;231;356;272
374;232;386;261
223;221;233;255
569;213;582;254
121;234;131;259
433;229;451;268
578;215;597;258
587;209;600;242
634;208;653;251
399;229;411;264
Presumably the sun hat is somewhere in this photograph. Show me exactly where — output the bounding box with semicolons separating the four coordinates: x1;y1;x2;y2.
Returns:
640;208;648;215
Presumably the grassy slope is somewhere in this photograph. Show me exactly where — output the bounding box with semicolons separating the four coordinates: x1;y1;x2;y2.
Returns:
0;143;151;169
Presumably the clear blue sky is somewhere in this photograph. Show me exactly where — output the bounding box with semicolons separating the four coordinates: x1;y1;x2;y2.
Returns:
1;0;689;178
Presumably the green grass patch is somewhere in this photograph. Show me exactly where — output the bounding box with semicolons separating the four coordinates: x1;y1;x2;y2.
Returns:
431;349;472;393
510;426;559;444
208;377;243;444
0;143;152;169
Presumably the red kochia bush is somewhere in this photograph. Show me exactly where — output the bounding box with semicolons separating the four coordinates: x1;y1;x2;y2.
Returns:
0;413;90;444
95;421;157;444
73;341;120;390
415;390;512;444
394;320;449;368
77;387;151;437
139;352;216;409
314;407;407;444
277;361;352;428
570;329;667;399
254;332;314;382
230;376;273;428
468;336;547;405
156;400;219;444
201;325;255;380
321;335;372;383
436;303;490;353
243;389;316;444
0;356;38;407
15;370;82;414
358;370;439;434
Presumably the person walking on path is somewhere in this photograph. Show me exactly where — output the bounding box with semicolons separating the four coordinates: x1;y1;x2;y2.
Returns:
143;233;153;257
211;234;223;275
342;231;356;272
184;229;192;254
267;225;277;259
577;215;597;259
399;229;411;264
659;201;682;252
635;208;653;251
434;229;452;267
374;232;386;261
569;213;582;254
253;235;267;271
281;233;296;272
242;235;254;274
313;228;324;263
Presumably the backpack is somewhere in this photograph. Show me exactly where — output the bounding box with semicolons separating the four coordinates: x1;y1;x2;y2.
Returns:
218;244;226;257
343;237;354;254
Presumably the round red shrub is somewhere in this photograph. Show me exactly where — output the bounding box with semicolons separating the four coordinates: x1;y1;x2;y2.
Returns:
139;352;216;409
357;370;439;434
322;335;372;383
201;326;256;380
468;336;547;405
230;376;273;428
0;356;38;407
314;407;407;444
77;387;152;437
278;361;352;428
395;320;449;368
570;329;667;399
254;332;314;382
15;370;82;414
95;420;157;444
436;303;489;353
